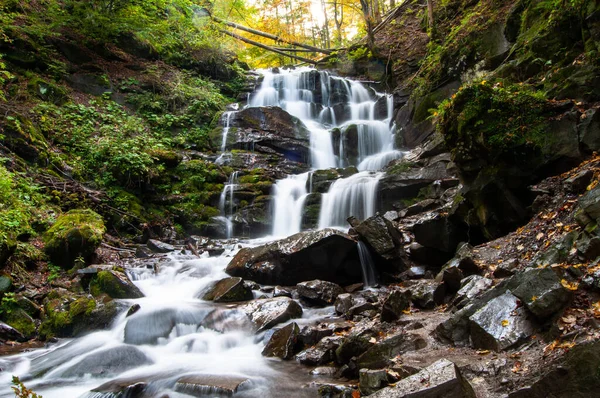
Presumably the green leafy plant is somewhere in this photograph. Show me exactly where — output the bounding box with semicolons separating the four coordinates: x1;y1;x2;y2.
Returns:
12;376;42;398
46;263;61;283
0;292;18;316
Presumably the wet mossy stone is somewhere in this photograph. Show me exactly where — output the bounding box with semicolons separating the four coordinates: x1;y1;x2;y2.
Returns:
27;77;68;105
202;277;253;303
5;308;36;339
44;209;106;269
0;275;12;295
90;270;144;299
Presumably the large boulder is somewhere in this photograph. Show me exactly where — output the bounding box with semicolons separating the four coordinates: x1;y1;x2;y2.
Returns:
262;322;300;359
90;270;144;299
354;214;403;260
44;209;106;269
241;297;303;332
222;106;311;164
174;374;251;397
226;229;362;286
510;267;572;319
368;359;476;398
202;277;253;303
59;346;153;377
297;280;344;306
469;291;536;351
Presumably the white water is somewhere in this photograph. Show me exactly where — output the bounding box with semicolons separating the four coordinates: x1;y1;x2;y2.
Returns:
357;241;378;287
248;67;403;233
219;171;239;239
0;244;332;398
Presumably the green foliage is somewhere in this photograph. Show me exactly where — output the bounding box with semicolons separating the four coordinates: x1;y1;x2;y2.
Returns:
11;376;42;398
0;292;18;316
348;46;372;61
46;263;61;283
0;54;13;102
437;80;551;154
0;164;51;245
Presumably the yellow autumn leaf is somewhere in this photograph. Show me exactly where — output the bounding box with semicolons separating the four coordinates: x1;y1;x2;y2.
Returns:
561;279;579;291
531;296;538;302
501;319;510;327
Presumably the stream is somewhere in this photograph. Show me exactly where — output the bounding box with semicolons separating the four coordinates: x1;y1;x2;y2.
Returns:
0;67;400;397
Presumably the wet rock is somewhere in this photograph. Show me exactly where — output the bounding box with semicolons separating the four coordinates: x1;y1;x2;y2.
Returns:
368;359;476;398
226;229;362;286
126;304;141;317
298;324;335;346
334;293;354;315
241;297;303;332
357;333;427;370
508;341;600;398
0;321;25;342
147;239;175;253
469;291;536;351
125;307;208;344
579;108;600;153
359;369;389;395
135;246;153;258
296;335;344;365
436;243;480;293
44;209;106;269
494;258;519;278
402;280;446;309
0;275;12;295
577;234;600;261
380;290;411;322
201;308;254;333
408;242;451;267
413;215;463;255
174;374;251;397
452;275;493;309
578;186;600;221
202;277;253;303
335;328;377;365
262;322;300;359
317;383;358;398
297;280;344;306
564;170;594;193
90;270;144;299
273;286;293;298
91;377;148;397
354;214;402;259
511;267;572;319
60;345;153;377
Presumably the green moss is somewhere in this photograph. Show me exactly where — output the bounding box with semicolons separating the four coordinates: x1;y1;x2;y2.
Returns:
437;81;551;156
27;77;68;105
6;308;36;337
90;271;125;298
69;297;96;318
44;209;106;269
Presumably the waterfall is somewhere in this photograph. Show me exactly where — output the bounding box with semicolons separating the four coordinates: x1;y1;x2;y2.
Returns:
357;241;378;287
271;172;310;237
219;171;239;239
318;171;383;228
246;67;402;233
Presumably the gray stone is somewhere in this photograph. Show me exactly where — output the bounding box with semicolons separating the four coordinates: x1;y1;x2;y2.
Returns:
469;291;536;351
357;333;426;370
60;345;153;377
579;186;600;221
147;239;175;253
241;297;303;332
226;229;363;286
564;170;594;193
0;321;25;341
360;369;388;395
577;234;600;261
453;275;493;309
273;286;293;298
380;290;411;322
494;258;519;278
511;267;572;319
402;280;446;309
0;275;13;294
202;277;253;302
334;293;354;315
296;335;344;365
262;322;300;359
354;214;402;259
368;359;476;398
297;280;344;306
174;374;250;397
125;307;208;344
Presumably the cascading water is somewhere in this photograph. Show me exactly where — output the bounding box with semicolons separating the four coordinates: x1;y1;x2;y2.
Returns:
219;171;239;239
357;241;378;287
248;67;403;232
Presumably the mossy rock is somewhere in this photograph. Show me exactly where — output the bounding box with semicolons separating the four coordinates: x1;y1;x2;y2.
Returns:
27;77;68;105
89;270;144;299
44;209;106;269
147;149;183;168
38;292;118;340
3;114;49;162
0;275;13;295
5;308;36;339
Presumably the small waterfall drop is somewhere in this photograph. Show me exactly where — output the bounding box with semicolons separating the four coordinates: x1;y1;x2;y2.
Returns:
272;172;310;237
357;241;378;287
219;171;239;239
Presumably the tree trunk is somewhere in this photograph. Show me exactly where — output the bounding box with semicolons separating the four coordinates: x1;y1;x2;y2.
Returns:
320;0;331;49
427;0;435;36
360;0;375;52
333;0;344;45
